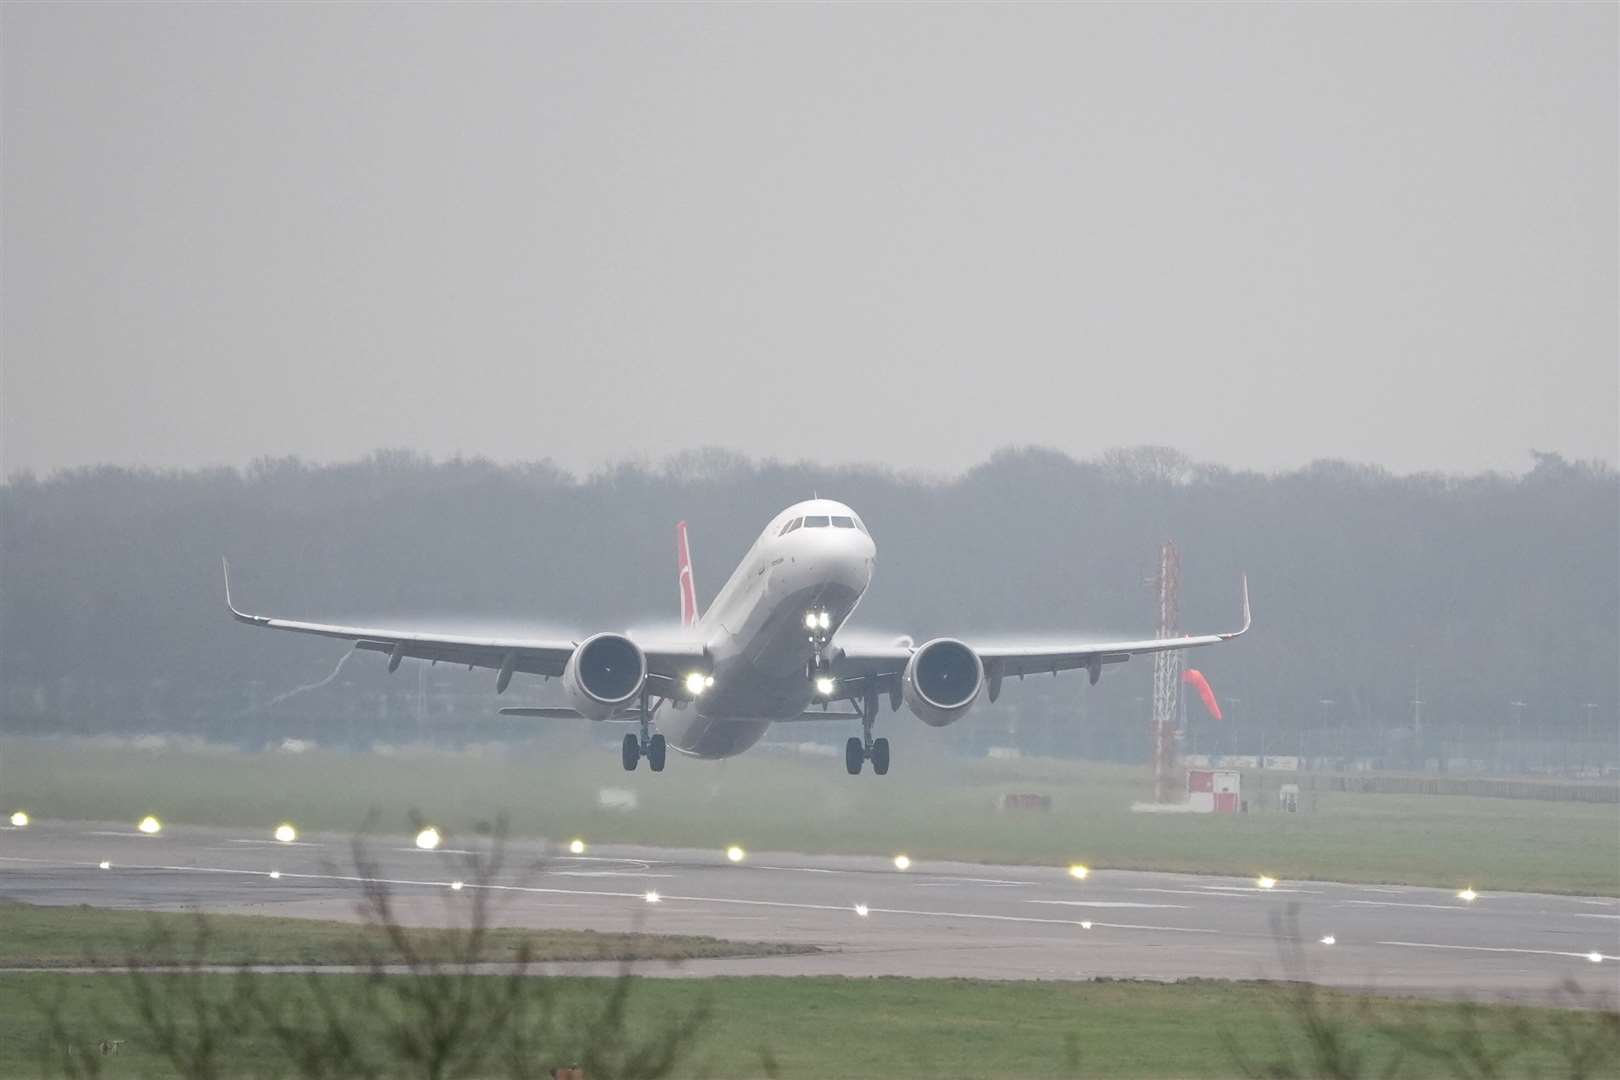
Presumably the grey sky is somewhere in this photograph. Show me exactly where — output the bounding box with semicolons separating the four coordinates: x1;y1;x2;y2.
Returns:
3;2;1615;479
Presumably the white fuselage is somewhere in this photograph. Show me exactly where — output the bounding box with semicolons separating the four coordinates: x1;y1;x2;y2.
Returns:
658;499;875;759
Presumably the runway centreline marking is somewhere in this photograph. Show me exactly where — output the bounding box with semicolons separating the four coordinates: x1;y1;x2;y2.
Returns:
1572;913;1620;920
0;856;1225;938
1028;901;1190;909
1343;900;1474;912
1379;941;1618;963
228;839;325;848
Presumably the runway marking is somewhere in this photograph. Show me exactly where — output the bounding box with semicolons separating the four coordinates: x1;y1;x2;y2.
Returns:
1135;888;1272;898
1197;885;1316;894
914;881;1028;889
1343;900;1474;912
920;877;1032;887
1028;901;1190;910
0;856;1222;938
1572;913;1620;920
552;871;672;879
1380;941;1618;963
83;831;162;839
228;839;325;848
756;866;842;874
393;848;480;856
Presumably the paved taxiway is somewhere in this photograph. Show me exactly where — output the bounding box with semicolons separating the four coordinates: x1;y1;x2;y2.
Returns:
2;821;1615;1002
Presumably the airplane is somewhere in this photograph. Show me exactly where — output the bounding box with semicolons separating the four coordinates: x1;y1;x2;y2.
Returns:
224;498;1249;775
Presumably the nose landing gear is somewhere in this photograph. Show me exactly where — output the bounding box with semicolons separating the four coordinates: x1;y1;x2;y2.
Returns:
845;688;890;776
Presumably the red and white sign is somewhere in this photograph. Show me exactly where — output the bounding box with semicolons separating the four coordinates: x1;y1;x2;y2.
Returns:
1186;769;1241;813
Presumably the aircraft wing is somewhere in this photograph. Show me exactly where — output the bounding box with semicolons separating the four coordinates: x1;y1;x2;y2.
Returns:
836;576;1250;691
222;560;705;686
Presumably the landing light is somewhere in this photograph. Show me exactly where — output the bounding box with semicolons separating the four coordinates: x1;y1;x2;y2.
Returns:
274;823;297;844
819;611;831;630
415;826;442;851
1256;875;1276;890
1457;887;1478;903
138;816;162;835
893;854;911;871
815;676;836;696
726;845;746;863
9;811;27;828
805;612;819;630
1068;864;1090;881
568;838;587;855
684;671;708;696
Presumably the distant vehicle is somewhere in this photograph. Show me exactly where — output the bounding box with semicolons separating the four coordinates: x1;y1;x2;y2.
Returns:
225;499;1248;774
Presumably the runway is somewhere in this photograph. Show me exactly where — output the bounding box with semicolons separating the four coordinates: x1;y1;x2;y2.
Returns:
3;820;1616;1002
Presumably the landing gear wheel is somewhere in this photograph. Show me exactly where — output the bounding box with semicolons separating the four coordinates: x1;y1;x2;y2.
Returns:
845;736;864;775
621;733;640;772
871;737;890;776
648;733;667;772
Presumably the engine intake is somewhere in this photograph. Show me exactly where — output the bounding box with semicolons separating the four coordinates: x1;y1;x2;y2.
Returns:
903;638;984;727
563;633;646;719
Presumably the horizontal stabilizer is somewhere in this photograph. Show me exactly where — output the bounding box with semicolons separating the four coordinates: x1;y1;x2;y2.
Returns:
778;710;864;722
499;706;644;723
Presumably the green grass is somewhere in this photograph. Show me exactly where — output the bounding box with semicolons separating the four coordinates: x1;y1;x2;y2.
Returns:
0;901;812;969
8;972;1617;1079
5;736;1617;895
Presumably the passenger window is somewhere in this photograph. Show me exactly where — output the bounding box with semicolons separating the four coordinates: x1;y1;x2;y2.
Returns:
831;516;855;529
779;517;802;536
803;515;830;528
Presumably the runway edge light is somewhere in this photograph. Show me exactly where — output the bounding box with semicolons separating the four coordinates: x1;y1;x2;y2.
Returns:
274;823;297;843
8;811;27;828
138;815;162;835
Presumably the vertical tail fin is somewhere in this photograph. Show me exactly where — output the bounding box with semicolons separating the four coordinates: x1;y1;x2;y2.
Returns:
676;521;699;628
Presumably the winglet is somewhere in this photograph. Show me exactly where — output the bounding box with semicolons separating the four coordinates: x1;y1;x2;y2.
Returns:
221;558;267;625
1219;574;1252;640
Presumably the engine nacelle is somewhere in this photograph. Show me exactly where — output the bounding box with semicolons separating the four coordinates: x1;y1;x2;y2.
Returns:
902;638;984;727
562;633;647;720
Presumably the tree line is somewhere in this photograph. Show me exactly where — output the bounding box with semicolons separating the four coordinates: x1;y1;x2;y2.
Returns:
2;446;1614;766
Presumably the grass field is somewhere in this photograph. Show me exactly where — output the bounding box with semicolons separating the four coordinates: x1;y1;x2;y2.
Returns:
4;735;1617;895
8;972;1617;1079
0;901;812;969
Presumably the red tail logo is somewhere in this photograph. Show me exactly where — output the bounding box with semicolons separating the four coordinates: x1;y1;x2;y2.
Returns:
676;521;698;628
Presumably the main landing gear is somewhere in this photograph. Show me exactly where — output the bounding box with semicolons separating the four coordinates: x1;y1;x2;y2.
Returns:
622;731;666;772
622;690;666;772
845;689;890;777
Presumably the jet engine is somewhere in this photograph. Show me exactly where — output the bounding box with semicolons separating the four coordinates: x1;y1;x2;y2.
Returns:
562;633;646;719
902;638;984;727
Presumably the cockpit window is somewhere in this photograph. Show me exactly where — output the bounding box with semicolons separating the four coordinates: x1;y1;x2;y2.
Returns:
852;515;870;536
803;515;831;528
830;516;855;529
779;517;802;536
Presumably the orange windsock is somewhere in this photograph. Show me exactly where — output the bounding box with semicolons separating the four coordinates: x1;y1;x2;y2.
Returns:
1182;669;1222;720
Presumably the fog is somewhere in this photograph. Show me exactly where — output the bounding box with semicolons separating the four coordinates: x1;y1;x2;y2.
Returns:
3;2;1615;480
3;447;1614;773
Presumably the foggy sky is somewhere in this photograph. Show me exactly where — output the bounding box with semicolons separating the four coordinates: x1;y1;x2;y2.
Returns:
3;2;1615;480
